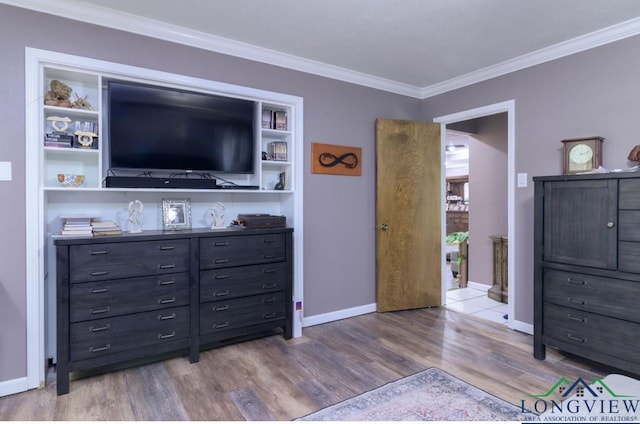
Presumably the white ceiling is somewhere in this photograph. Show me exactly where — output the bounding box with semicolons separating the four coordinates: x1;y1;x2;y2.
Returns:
6;0;640;98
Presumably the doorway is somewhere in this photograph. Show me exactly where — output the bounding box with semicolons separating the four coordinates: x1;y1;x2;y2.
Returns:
434;101;516;330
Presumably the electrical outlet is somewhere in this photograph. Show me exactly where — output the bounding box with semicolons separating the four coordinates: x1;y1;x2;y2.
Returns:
517;172;527;188
0;161;12;181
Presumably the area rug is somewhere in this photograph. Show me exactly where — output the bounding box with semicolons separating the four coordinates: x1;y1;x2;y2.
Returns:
297;367;531;421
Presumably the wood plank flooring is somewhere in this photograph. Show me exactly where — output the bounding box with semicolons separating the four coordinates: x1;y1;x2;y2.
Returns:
0;308;625;421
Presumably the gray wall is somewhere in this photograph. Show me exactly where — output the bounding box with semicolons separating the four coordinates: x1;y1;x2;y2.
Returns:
467;113;508;286
423;33;640;324
0;4;420;383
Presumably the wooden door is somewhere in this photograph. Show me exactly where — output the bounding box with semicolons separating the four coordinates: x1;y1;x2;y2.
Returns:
376;119;442;312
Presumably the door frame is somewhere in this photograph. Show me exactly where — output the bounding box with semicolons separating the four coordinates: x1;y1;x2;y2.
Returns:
434;100;516;329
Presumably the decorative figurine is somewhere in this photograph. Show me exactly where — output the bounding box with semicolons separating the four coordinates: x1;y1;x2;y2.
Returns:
209;202;226;229
128;199;144;233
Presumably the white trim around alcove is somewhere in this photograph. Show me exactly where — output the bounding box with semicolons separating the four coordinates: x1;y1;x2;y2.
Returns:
22;47;304;396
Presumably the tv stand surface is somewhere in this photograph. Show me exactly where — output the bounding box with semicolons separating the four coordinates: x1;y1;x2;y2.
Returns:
105;176;219;189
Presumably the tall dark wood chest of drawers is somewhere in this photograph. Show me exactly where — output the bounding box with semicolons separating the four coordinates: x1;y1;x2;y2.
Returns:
55;227;293;395
533;174;640;374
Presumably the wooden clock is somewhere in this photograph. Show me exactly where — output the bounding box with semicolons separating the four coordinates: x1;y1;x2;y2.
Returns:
561;136;604;174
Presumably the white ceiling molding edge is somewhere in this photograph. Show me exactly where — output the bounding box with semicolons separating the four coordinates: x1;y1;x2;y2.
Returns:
4;0;640;99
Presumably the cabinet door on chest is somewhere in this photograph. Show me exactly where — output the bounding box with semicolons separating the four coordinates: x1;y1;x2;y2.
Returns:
542;179;617;269
200;292;287;335
200;263;287;302
200;234;286;269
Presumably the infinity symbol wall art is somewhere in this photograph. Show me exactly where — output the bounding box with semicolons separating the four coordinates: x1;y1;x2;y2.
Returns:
311;142;362;176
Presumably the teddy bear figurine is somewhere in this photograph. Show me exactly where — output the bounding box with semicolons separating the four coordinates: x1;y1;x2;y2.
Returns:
44;79;73;108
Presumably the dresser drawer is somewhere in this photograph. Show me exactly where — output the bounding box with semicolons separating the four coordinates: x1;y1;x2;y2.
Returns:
69;272;190;323
543;269;640;322
543;303;640;363
200;234;285;270
200;263;287;302
70;306;189;361
200;292;286;335
70;239;189;283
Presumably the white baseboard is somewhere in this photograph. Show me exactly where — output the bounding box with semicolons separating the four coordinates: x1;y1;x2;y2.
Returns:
303;303;377;327
510;319;534;335
466;280;490;291
0;376;30;397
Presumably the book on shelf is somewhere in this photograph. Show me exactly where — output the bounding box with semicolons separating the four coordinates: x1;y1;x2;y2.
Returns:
91;220;122;236
267;141;288;161
261;109;273;129
274;111;287;130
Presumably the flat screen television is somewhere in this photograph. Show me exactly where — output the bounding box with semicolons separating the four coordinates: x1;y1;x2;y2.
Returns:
107;80;255;175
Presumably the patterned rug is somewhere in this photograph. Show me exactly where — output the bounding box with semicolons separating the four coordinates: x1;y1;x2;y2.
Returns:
297;367;531;421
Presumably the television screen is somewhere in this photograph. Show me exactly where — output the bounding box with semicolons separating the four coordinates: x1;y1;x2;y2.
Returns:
107;80;255;174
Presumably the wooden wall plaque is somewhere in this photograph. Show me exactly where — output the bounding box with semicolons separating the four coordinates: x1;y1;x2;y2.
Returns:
311;142;362;176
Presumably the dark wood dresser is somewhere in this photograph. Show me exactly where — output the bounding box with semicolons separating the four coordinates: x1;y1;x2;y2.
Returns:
54;227;293;395
533;174;640;374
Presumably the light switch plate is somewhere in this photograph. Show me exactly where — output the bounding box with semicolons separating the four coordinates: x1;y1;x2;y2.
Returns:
517;172;527;188
0;161;12;181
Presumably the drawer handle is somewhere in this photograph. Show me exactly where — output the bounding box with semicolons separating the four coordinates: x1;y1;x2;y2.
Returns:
263;239;275;244
90;271;109;277
159;245;175;251
567;277;587;285
89;324;110;332
91;287;109;294
158;263;175;270
214;322;229;329
89;344;111;353
263;312;277;319
567;333;586;343
567;314;587;323
263;254;276;260
567;297;586;305
214;241;229;247
89;250;110;255
158;313;176;320
90;306;111;315
213;305;229;311
263;296;278;303
263;283;278;290
263;268;278;274
158;297;176;305
214;290;230;297
214;258;229;264
158;279;175;286
215;274;229;280
158;331;176;340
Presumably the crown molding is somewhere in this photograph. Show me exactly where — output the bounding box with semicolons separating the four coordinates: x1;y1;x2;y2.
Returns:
4;0;640;99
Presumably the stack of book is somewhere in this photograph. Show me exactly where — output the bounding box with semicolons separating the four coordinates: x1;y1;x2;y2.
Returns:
60;216;94;237
91;220;122;236
267;141;288;161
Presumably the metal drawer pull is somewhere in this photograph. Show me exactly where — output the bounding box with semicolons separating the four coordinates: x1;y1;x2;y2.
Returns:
263;296;278;303
215;274;229;280
214;258;229;264
567;297;586;305
158;313;176;320
158;279;175;286
214;322;229;329
89;250;110;255
263;268;278;274
90;306;111;314
567;314;586;323
263;254;276;259
263;239;275;244
91;287;109;294
158;331;176;339
567;277;587;285
263;283;277;290
89;344;111;353
214;290;230;297
89;324;110;332
214;305;229;311
158;245;175;250
263;312;277;319
158;263;175;269
214;241;229;247
158;297;176;304
567;334;586;343
90;271;109;277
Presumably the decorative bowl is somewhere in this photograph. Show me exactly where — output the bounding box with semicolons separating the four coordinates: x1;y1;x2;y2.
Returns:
57;173;85;187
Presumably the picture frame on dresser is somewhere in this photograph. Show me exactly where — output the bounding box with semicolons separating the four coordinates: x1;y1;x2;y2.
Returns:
162;199;192;230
